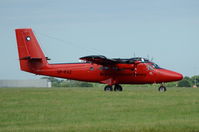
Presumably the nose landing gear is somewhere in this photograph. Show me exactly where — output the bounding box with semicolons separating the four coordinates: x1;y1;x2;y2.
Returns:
104;84;123;91
158;85;167;92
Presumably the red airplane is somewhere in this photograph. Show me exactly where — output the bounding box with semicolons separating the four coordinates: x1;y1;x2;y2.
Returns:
15;28;183;92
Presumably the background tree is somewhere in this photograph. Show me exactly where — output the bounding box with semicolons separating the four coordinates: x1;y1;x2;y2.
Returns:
190;75;199;87
177;76;192;87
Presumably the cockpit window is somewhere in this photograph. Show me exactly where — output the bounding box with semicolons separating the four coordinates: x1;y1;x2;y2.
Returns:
112;57;150;64
147;64;154;70
151;63;161;69
111;57;162;69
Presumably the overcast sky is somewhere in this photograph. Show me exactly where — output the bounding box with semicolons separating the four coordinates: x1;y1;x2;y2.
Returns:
0;0;199;79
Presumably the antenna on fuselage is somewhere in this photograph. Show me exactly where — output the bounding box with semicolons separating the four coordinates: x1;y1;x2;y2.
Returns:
147;54;149;59
35;31;104;56
147;54;154;62
133;52;136;57
151;57;154;62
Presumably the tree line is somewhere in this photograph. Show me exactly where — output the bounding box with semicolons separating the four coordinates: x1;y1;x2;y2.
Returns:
177;76;199;87
41;77;94;87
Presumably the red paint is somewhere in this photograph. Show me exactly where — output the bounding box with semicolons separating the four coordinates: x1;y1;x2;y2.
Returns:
15;29;183;86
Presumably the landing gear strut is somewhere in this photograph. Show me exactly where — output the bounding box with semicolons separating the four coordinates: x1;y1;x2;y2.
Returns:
104;84;123;91
158;85;167;92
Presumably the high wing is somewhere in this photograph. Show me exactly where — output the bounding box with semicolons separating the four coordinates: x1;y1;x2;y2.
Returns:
79;55;118;66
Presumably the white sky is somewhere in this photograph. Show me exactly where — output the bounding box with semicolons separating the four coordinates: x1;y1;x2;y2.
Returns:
0;0;199;79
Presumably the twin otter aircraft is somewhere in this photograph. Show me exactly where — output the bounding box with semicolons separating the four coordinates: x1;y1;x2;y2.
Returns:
15;28;183;92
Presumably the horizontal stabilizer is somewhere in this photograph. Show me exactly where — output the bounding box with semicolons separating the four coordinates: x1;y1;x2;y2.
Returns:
19;56;42;60
19;56;50;60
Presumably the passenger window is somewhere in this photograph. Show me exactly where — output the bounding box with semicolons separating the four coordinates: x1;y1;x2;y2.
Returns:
99;67;103;70
112;67;118;70
104;67;109;70
90;67;94;71
99;66;110;70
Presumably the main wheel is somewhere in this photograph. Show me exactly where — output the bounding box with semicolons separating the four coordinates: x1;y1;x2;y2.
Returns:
104;85;113;91
114;84;123;91
158;86;167;92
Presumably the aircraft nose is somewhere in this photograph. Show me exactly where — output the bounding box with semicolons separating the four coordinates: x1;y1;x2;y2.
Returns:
172;72;183;81
157;69;183;82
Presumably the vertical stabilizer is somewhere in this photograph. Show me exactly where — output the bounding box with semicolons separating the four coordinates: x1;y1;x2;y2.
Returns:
15;28;48;72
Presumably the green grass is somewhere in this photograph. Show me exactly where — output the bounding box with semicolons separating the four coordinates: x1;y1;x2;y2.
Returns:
0;87;199;132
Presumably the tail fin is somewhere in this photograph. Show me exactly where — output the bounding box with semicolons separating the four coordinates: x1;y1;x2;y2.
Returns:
15;28;48;72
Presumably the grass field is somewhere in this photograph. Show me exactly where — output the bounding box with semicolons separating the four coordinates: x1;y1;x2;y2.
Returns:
0;87;199;132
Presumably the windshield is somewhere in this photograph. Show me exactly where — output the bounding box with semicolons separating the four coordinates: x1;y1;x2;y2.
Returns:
151;63;161;69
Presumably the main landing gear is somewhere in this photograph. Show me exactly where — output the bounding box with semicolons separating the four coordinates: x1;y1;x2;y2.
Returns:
104;84;123;91
158;85;167;92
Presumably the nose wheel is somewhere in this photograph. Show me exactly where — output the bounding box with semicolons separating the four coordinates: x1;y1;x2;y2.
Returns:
158;85;167;92
104;84;123;91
